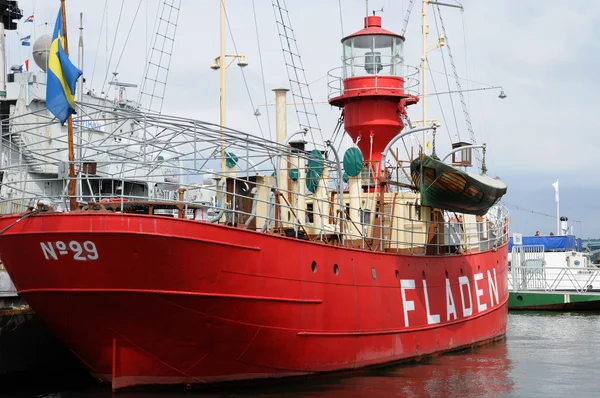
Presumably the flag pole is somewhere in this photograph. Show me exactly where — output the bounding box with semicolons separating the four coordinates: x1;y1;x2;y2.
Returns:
61;0;77;211
556;177;559;235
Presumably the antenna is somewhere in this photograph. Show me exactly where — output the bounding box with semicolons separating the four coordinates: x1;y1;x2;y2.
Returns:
373;7;384;15
109;71;138;105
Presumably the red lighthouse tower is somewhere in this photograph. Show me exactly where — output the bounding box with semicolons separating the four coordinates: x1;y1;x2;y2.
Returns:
329;15;418;174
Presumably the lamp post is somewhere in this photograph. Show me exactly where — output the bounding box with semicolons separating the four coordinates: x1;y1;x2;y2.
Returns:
211;0;247;181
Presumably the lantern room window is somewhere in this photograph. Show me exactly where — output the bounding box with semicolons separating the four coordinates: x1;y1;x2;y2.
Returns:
342;35;404;78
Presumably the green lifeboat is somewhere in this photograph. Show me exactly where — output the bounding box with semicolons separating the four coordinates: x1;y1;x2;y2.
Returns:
410;155;507;216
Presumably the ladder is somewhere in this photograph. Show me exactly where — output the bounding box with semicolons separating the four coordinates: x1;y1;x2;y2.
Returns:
271;0;323;145
138;0;181;114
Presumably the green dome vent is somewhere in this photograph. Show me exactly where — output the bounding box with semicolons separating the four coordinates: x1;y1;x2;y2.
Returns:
343;147;363;177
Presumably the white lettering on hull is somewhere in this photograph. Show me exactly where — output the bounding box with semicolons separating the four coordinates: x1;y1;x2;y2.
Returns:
423;280;440;325
474;273;487;313
397;267;501;326
445;278;457;321
487;269;499;306
458;276;473;317
39;241;99;261
401;279;416;327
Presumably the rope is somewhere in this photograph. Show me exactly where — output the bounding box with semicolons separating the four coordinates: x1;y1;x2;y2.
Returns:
0;210;40;236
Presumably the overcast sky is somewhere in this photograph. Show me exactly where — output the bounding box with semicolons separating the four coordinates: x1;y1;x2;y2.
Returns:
9;0;600;237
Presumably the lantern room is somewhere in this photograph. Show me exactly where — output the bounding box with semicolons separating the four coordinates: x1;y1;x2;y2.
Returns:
342;16;404;79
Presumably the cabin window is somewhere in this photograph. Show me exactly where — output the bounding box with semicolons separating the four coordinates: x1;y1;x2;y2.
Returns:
360;209;372;225
306;203;314;223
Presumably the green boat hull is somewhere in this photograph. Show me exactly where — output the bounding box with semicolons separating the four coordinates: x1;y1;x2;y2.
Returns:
509;291;600;311
411;155;507;216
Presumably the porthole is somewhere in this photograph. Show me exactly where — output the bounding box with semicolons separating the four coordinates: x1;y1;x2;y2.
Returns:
478;265;481;272
445;270;449;278
460;268;464;275
311;261;317;273
422;270;426;279
395;270;399;280
372;269;377;279
517;295;523;301
333;264;339;275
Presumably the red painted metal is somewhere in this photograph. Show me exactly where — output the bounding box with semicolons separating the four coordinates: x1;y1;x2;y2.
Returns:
0;212;508;390
342;16;405;41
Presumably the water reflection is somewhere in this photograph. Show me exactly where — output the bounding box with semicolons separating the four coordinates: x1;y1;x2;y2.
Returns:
6;313;600;397
47;341;512;398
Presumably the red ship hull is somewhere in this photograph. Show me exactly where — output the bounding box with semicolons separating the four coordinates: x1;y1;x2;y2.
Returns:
0;212;508;390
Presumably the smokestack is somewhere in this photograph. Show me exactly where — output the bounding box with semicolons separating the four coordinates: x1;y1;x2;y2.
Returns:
560;216;568;236
273;88;289;145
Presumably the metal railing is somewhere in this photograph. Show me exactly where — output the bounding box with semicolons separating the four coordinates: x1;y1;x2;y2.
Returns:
327;63;420;100
0;162;509;256
1;102;508;256
509;265;600;293
510;245;600;292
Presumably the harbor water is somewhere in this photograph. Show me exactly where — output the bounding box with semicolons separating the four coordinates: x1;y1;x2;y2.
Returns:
1;312;599;397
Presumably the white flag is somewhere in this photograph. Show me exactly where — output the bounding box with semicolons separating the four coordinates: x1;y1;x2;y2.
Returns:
552;180;559;202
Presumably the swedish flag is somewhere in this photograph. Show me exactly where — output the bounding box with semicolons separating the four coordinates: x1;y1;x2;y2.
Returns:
46;8;82;125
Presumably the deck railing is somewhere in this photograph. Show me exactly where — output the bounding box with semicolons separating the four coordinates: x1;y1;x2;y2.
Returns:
0;102;508;256
327;63;420;99
509;265;600;293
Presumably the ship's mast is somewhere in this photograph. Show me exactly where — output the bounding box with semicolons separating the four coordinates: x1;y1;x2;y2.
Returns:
421;0;427;154
213;0;247;181
77;13;84;164
219;0;226;180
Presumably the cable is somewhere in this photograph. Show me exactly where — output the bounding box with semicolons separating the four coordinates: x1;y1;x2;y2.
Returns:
426;59;454;144
114;0;143;74
432;6;460;141
221;0;266;141
100;0;125;94
252;0;273;141
89;0;108;89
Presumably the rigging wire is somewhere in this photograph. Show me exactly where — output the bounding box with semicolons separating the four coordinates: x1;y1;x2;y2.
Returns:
138;0;163;103
89;0;108;89
114;0;143;74
401;0;417;37
460;5;492;167
426;59;453;144
272;0;324;150
435;3;481;167
504;202;583;224
221;0;266;141
251;0;273;141
432;6;460;141
100;0;126;94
